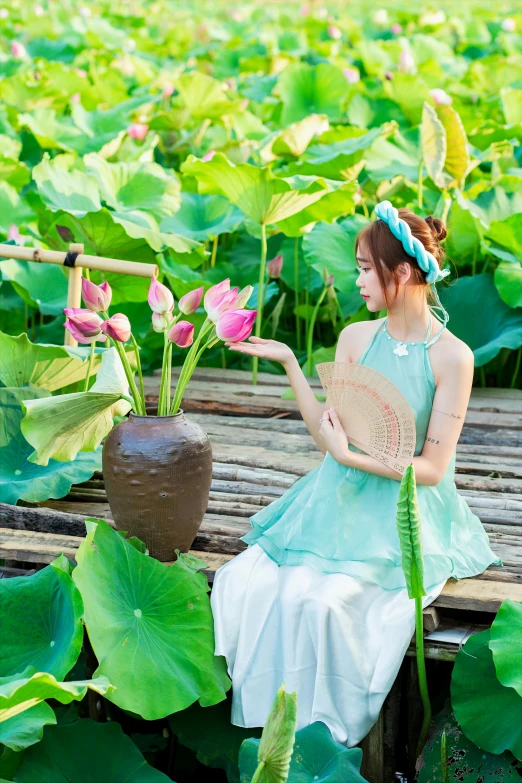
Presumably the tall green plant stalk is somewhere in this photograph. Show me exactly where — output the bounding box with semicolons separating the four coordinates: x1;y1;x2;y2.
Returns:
84;342;96;392
294;237;301;353
305;285;328;376
510;347;521;388
418;161;424;208
441;730;448;783
101;310;145;415
252;223;268;386
210;235;218;268
169;317;215;414
130;334;145;413
415;596;431;758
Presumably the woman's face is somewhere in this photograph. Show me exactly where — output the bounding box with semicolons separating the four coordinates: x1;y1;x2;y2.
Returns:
355;239;388;312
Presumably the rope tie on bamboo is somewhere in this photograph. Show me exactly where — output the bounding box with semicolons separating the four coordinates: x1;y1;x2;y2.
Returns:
63;251;80;268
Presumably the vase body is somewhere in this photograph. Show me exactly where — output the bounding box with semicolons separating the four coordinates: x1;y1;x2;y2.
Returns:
102;408;213;561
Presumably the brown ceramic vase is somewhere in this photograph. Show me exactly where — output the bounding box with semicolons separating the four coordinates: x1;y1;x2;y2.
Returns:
102;406;213;561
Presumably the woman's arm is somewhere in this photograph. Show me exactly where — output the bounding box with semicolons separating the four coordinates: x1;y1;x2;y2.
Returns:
332;341;475;486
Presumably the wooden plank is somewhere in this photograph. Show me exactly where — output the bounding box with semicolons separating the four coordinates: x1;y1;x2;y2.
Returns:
433;576;522;612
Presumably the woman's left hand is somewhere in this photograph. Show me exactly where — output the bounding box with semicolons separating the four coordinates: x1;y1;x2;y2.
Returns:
317;408;351;465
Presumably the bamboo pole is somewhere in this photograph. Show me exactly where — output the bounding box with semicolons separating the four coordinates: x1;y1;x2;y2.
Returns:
64;244;84;347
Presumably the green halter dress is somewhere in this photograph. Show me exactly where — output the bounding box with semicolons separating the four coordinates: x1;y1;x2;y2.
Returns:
241;313;503;591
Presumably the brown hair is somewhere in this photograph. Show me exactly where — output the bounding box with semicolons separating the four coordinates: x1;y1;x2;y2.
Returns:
355;208;448;309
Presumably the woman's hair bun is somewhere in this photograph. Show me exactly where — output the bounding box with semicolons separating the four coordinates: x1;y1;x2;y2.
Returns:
425;215;447;243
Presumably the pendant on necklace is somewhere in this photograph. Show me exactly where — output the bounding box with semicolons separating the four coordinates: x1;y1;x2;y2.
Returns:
393;342;409;357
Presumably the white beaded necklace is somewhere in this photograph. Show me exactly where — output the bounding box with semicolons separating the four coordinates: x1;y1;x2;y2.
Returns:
383;312;432;357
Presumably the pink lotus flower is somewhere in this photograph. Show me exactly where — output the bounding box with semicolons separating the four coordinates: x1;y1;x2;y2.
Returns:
11;41;27;58
0;9;9;19
298;5;310;15
152;312;169;333
327;24;342;40
71;92;81;103
343;67;360;84
391;23;402;34
229;9;243;21
127;123;148;140
163;83;175;97
204;279;239;323
168;320;194;348
178;286;204;315
81;277;112;313
430;88;452;105
100;313;131;343
8;224;20;243
267;253;283;279
398;49;416;74
64;308;106;344
236;285;254;309
74;68;88;78
502;18;516;32
216;309;257;343
148;277;174;314
202;149;216;162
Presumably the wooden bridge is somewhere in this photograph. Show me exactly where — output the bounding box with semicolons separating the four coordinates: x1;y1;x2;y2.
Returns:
1;366;521;782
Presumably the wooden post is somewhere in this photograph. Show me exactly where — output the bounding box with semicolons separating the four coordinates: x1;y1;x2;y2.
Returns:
64;243;84;348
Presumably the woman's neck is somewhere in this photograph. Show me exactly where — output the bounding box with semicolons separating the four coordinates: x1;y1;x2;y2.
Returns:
385;295;432;343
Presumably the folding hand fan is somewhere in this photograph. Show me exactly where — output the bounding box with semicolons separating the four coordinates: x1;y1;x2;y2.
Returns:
315;362;416;475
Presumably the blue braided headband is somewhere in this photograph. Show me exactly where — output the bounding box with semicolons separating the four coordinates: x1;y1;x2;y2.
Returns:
374;199;450;327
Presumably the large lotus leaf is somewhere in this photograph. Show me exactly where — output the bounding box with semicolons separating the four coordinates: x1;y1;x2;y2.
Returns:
276;181;359;237
72;518;230;720
0;259;67;316
160;192;244;241
70;98;151;155
416;700;521;782
383;73;431;126
32;155;101;217
0;386;102;505
177;71;243;119
0;332;106;390
0;157;30;191
421;102;446;189
0;560;83;680
451;629;522;757
302;216;367;292
260;114;329;162
438;274;522;365
18;110;86;153
489;599;522;696
169;695;262;783
364;127;421;183
83;154;181;220
0;702;55;752
277;62;349;125
110;212;204;261
435;104;470;189
395;463;425;599
494;262;522;309
0;182;34;233
15;719;171;782
486;214;522;261
0;670;112;724
181;153;329;225
500;87;522;126
20;347;131;466
456;186;522;229
445;200;483;264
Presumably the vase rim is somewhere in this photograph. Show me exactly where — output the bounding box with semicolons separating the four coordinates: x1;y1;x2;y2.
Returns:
129;407;185;420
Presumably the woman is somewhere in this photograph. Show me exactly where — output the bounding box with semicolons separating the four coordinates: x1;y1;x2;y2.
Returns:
210;201;502;747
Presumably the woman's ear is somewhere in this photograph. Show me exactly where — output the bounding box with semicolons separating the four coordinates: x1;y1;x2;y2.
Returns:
396;261;413;285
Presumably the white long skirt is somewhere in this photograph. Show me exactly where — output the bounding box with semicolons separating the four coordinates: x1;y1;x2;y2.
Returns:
211;543;447;747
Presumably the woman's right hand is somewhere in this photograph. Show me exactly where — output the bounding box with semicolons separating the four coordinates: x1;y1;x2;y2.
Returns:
224;336;296;368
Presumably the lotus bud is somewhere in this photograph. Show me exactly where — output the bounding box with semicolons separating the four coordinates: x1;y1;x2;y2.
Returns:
152;312;169;333
168;320;194;348
430;88;452;105
71;92;81;103
317;8;328;18
100;313;131;343
56;225;74;243
64;308;106;343
343;67;360;84
373;9;389;25
163;83;175;97
298;5;309;15
327;24;342;40
79;6;91;16
178;286;204;315
216;309;257;343
81;277;112;313
391;23;402;34
11;41;27;58
235;285;254;309
229;9;243;21
204;279;240;323
34;3;44;14
398;49;416;74
323;268;335;287
127;123;148;140
502;18;516;32
267;253;283;279
202;149;216;162
385;71;394;80
148;277;174;314
0;9;9;18
8;224;21;243
74;68;88;78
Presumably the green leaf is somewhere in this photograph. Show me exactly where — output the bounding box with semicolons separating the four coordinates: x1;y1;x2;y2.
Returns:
277;62;349;125
160;192;244;241
181;153;329;225
302;216;366;292
20;347;131;466
32;154;101;217
177;71;242;119
0;561;83;679
0;386;102;505
489;599;522;697
494;262;522;309
435;103;470;189
0;182;34;233
0;259;67;316
15;719;171;782
18;109;86;153
438;274;522;366
500;87;522;125
395;463;426;599
456;186;522;229
0;156;30;190
239;684;297;783
417;700;521;782
84;154;181;220
72;518;230;720
261;113;329;161
0;702;55;752
451;629;522;757
0;332;107;390
364;127;421;183
421;102;446;189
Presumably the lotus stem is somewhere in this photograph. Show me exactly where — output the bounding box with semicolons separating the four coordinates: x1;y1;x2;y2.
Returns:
252;222;268;386
158;331;170;415
107;337;144;415
511;347;521;388
250;761;265;783
441;730;448;783
170;317;213;414
130;333;145;414
84;341;95;392
211;235;218;268
294;237;301;353
415;595;431;758
306;285;328;376
166;342;172;412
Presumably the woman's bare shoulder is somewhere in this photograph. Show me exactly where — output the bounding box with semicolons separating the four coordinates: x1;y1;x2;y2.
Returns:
335;318;386;363
429;327;474;384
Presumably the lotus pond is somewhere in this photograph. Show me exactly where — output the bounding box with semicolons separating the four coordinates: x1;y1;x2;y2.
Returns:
1;0;522;780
